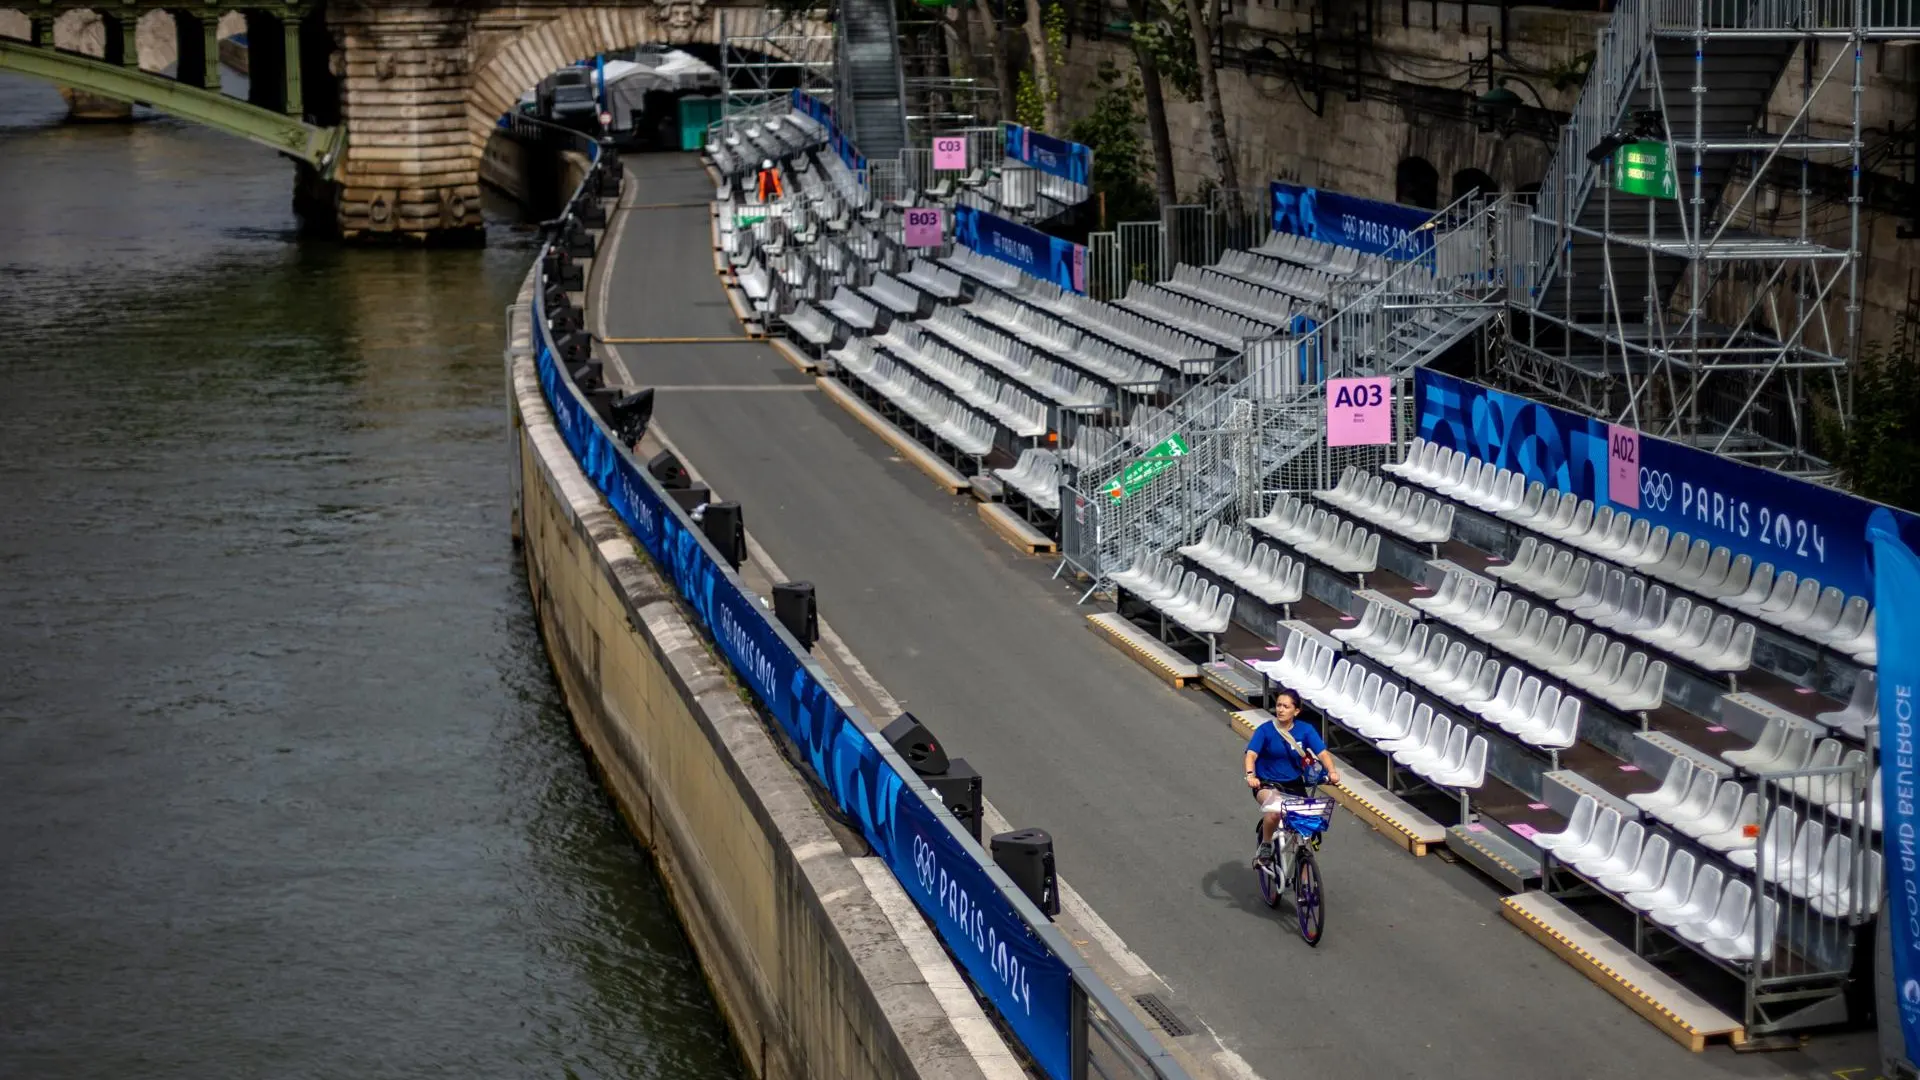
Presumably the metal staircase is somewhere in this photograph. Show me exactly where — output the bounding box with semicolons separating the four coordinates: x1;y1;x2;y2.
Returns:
1506;0;1907;473
1058;195;1509;587
835;0;909;160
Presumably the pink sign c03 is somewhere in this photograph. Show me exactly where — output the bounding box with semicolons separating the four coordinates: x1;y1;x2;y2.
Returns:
932;136;967;171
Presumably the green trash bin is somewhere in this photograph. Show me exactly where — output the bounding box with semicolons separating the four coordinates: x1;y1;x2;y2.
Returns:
678;96;724;151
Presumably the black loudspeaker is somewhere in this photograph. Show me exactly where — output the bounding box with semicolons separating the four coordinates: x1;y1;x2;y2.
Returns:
569;360;603;392
647;448;689;488
990;828;1058;917
544;281;572;313
584;386;621;428
702;501;745;569
575;196;606;229
557;329;592;365
610;389;654;445
562;218;594;258
881;712;950;776
925;758;982;842
772;581;817;648
548;304;583;335
603;152;625;182
546;250;584;291
667;481;710;514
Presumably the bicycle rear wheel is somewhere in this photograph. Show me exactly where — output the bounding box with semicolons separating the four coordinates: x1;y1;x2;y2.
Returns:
1292;846;1324;946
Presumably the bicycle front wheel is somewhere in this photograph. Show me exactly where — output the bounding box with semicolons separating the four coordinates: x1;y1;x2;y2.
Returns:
1292;847;1324;946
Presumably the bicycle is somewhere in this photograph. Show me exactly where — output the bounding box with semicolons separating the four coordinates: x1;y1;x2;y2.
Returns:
1253;790;1332;946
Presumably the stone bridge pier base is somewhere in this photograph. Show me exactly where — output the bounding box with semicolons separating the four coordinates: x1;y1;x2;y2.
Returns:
326;1;482;244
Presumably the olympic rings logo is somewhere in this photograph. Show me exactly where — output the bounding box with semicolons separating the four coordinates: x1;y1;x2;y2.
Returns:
1640;468;1674;510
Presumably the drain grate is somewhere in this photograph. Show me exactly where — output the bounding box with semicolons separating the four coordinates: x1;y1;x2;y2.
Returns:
1133;993;1192;1037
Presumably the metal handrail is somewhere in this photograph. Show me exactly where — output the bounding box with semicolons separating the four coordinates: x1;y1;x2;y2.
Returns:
1081;189;1503;481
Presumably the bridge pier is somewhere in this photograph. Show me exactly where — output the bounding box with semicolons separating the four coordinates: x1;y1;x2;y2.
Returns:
173;9;219;90
324;0;482;244
100;12;136;67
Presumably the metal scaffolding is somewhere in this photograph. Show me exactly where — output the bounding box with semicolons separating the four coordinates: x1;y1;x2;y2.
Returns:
1504;0;1920;478
719;6;837;119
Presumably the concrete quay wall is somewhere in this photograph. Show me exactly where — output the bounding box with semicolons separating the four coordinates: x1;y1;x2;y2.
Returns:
506;295;1012;1080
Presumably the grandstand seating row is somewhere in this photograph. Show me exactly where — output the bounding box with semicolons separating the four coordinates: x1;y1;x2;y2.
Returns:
1389;438;1879;664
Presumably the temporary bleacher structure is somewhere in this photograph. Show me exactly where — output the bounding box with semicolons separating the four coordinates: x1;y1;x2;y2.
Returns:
1055;195;1510;594
1500;0;1901;474
1257;430;1886;1042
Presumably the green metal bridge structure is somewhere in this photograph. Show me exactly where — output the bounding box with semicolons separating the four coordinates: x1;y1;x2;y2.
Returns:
0;3;341;175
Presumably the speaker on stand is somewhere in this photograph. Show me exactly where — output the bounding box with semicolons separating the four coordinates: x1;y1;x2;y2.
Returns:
990;828;1058;917
881;712;950;776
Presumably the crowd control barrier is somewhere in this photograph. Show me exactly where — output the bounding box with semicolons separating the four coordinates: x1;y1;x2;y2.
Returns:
521;118;1190;1080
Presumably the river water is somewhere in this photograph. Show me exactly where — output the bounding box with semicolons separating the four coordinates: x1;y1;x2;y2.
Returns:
0;75;744;1080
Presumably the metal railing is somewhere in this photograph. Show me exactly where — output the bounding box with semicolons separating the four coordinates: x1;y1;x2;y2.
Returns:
530;115;1186;1080
1527;0;1649;306
1743;748;1877;1035
1059;194;1508;584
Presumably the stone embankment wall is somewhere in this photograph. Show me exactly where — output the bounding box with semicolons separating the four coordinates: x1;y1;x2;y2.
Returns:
507;286;1012;1080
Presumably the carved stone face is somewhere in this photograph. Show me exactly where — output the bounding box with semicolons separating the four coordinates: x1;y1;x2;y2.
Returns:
651;0;710;38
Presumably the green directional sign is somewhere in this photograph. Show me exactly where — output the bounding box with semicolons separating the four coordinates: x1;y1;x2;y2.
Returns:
1612;140;1677;200
1104;433;1191;502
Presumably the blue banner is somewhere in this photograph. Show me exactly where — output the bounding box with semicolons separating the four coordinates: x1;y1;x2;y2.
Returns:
952;204;1085;294
791;90;864;175
1414;368;1920;602
1270;181;1435;259
1002;122;1092;186
533;312;1074;1077
1872;508;1920;1063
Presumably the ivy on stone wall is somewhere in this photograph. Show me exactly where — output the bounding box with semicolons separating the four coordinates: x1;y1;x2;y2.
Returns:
1014;70;1046;130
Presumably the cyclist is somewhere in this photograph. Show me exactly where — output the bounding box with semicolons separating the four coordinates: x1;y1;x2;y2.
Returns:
1244;689;1341;868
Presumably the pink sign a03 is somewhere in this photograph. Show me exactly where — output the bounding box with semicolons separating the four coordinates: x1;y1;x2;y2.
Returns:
1325;377;1393;447
932;136;968;171
1607;424;1640;509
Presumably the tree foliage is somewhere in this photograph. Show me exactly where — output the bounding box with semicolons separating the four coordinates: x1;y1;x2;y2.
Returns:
1819;325;1920;512
1128;0;1198;101
1067;60;1159;224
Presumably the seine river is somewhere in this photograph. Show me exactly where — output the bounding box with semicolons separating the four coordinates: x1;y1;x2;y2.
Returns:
0;73;744;1080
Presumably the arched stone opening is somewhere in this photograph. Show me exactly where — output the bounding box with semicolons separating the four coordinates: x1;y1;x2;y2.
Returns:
1450;167;1497;202
1395;156;1439;210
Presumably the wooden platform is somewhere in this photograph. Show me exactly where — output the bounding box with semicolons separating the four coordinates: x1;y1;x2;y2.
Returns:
814;377;969;494
1500;891;1746;1052
769;337;819;375
1324;758;1449;856
978;503;1057;555
723;285;765;337
1088;613;1201;688
1446;822;1543;892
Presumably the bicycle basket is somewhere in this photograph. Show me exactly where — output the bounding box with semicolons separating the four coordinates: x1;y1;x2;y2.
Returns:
1282;797;1335;837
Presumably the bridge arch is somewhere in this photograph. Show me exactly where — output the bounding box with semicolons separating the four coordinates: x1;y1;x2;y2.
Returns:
465;6;824;154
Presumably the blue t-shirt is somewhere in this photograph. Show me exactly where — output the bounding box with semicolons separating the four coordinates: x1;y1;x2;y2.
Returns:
1248;719;1326;783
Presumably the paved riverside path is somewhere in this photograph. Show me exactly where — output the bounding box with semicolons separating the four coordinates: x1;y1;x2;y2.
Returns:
594;154;1866;1080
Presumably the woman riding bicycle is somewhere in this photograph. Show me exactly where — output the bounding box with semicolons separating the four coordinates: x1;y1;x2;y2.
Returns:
1244;689;1341;868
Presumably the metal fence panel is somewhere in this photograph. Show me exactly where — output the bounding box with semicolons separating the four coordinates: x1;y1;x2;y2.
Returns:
1086;231;1123;302
1745;751;1876;1035
1117;220;1167;287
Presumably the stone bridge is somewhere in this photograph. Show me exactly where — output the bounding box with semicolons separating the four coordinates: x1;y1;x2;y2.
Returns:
0;0;828;242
